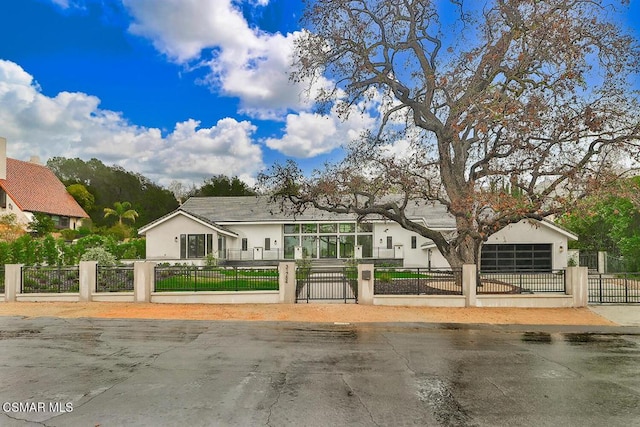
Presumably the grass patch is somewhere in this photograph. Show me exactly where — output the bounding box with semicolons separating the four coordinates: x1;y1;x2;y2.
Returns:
154;267;279;292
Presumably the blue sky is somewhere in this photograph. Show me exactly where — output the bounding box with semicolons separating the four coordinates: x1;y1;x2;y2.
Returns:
0;0;638;188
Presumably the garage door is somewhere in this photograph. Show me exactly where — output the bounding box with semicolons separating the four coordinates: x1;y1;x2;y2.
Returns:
481;244;552;272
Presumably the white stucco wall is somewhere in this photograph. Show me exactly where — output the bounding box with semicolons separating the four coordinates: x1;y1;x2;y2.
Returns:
0;193;30;225
218;223;283;258
372;222;433;267
145;214;223;260
483;219;572;270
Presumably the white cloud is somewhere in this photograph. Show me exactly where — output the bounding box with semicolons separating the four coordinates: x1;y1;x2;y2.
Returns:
122;0;330;118
265;104;376;158
0;60;262;186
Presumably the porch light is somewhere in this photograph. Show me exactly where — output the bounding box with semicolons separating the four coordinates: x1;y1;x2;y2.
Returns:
174;236;178;243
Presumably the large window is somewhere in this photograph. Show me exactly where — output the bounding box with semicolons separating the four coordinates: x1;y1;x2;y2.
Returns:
0;188;6;209
180;234;214;259
283;222;373;259
481;244;552;272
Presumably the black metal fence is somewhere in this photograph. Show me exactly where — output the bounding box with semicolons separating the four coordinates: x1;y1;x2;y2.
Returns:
21;266;80;293
0;266;5;294
579;252;598;271
96;266;134;292
588;273;640;304
374;268;463;295
154;266;279;292
296;267;358;302
478;270;566;294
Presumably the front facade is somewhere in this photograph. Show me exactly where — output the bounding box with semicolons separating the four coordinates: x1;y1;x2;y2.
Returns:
0;137;89;230
139;196;577;271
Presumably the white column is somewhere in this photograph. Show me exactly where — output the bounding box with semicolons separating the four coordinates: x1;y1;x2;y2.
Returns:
358;264;375;305
462;264;477;307
278;262;296;303
79;261;97;302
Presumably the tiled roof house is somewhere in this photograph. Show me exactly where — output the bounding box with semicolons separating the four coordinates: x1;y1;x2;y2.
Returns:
0;137;89;230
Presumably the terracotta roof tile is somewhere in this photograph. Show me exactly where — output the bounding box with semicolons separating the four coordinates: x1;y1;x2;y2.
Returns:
0;158;89;218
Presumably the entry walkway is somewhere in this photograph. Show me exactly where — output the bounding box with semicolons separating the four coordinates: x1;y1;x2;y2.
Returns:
589;305;640;326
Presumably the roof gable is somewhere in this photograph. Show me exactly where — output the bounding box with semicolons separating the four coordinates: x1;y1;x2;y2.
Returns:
0;158;88;218
138;210;237;237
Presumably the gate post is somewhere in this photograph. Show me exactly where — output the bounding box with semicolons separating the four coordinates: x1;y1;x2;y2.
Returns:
79;261;97;302
358;264;374;305
134;261;155;303
4;264;22;302
462;264;477;307
278;262;296;303
566;266;588;307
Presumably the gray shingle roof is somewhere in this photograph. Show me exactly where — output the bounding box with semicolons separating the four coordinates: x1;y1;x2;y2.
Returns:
179;196;456;228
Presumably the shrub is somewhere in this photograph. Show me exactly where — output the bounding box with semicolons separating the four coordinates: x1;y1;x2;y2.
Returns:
80;247;117;266
60;229;78;241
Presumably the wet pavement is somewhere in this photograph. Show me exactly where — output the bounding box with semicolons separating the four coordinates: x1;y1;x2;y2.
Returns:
0;318;639;426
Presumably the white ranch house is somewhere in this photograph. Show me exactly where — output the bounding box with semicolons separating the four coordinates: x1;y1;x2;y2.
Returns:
138;196;577;271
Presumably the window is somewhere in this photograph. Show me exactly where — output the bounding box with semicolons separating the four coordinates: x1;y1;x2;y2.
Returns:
319;223;337;233
339;235;355;258
339;223;355;233
284;224;299;234
0;188;6;209
357;235;373;258
241;238;248;251
284;236;299;259
302;224;317;234
217;236;225;258
265;238;271;251
411;236;417;249
180;234;214;259
387;236;393;249
481;244;552;272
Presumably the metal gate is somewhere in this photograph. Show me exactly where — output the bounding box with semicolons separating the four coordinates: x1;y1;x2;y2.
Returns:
296;267;358;303
588;273;640;304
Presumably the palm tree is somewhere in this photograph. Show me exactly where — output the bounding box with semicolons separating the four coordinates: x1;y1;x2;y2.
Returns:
104;201;139;225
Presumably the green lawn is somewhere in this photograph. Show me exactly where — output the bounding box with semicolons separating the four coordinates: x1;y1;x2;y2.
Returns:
155;268;279;292
375;270;431;279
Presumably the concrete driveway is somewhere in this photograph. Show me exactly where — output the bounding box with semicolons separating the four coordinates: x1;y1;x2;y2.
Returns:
589;305;640;326
1;317;639;426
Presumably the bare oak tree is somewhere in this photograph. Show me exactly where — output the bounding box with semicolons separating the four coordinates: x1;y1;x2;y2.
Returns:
259;0;640;268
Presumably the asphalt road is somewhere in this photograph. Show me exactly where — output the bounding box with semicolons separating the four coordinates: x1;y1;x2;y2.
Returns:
1;318;639;426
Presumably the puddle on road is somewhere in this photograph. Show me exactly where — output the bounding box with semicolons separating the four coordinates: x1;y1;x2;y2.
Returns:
521;332;552;344
563;333;639;351
0;329;42;339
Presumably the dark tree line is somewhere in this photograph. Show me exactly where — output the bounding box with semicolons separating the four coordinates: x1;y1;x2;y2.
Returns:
47;157;179;228
47;158;257;229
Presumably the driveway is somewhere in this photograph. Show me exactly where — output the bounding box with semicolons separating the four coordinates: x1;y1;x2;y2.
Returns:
1;317;639;426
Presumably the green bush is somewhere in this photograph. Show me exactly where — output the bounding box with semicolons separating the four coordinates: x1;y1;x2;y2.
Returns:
80;247;117;266
60;229;78;241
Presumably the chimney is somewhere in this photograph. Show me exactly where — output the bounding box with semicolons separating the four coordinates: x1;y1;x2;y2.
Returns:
29;155;41;165
0;136;6;180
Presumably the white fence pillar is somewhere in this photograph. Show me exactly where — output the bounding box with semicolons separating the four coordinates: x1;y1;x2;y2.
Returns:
566;266;588;307
79;261;97;302
278;262;296;303
598;251;607;274
134;261;155;303
358;264;375;305
462;264;477;307
4;264;22;302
